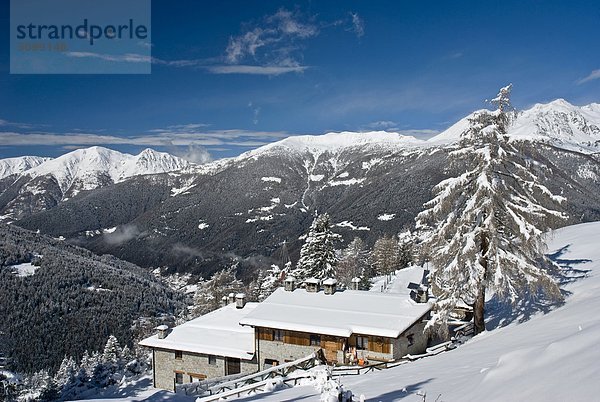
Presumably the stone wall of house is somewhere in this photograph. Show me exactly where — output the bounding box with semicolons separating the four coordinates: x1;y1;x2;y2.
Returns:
392;320;429;360
257;339;320;368
152;348;257;391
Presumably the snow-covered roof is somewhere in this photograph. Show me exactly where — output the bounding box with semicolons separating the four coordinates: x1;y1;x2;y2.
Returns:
139;303;258;360
239;288;432;338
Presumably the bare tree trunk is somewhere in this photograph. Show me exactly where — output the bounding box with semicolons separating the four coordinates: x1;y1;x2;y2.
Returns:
473;283;486;334
473;231;489;335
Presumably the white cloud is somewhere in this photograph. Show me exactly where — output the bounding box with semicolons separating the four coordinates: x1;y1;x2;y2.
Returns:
577;69;600;85
248;102;261;125
169;144;213;164
206;64;307;75
268;8;318;38
350;13;365;37
365;120;399;130
223;8;317;74
0;128;291;149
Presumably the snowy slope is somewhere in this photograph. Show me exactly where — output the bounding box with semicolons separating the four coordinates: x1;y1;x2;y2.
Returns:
229;222;600;401
70;222;600;402
3;146;190;194
429;99;600;152
244;131;426;157
0;155;51;180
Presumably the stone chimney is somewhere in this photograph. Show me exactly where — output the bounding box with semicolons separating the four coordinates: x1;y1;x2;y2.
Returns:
221;295;228;307
156;325;169;339
351;277;361;290
235;293;247;309
323;278;337;295
284;276;296;292
228;292;236;304
305;277;320;293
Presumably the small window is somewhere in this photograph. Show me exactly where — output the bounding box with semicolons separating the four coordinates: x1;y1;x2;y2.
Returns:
356;336;369;350
273;329;284;342
208;355;216;365
407;334;414;346
175;372;183;384
264;358;279;369
310;334;321;346
174;351;183;360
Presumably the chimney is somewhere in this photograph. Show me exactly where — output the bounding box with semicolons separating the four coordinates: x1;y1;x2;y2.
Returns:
305;278;320;293
351;277;361;290
156;325;169;339
228;292;236;304
221;295;228;307
284;276;296;292
323;278;337;295
235;293;247;309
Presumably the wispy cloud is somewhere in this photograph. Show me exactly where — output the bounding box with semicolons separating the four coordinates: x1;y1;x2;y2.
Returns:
0;128;291;149
205;64;308;75
577;69;600;85
360;121;438;139
65;8;363;76
223;8;317;74
248;102;261;125
349;13;365;38
364;120;399;130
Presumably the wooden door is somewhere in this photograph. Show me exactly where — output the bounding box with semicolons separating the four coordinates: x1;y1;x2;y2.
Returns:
322;335;341;363
225;358;241;375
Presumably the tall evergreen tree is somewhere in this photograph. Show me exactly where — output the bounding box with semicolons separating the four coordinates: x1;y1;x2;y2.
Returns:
292;213;340;281
102;335;121;365
416;84;566;336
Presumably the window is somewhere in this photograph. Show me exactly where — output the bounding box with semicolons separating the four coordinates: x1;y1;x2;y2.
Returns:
310;334;321;346
407;334;414;346
273;329;284;342
174;350;183;360
190;374;206;382
264;358;279;369
208;355;216;365
356;336;369;350
175;372;183;384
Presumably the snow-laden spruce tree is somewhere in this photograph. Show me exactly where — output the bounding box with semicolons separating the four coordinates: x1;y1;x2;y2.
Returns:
292;213;340;281
416;84;566;335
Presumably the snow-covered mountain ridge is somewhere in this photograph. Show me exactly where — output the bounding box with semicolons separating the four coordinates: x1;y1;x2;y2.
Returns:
0;155;52;180
0;147;191;222
0;146;190;193
240;99;600;159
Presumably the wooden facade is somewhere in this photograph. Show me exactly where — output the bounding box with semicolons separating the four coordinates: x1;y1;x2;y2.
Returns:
256;327;396;364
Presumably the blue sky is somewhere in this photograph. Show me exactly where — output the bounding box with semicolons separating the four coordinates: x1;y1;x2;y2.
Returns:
1;0;599;161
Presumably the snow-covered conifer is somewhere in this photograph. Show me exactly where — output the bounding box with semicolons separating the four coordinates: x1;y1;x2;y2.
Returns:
292;213;340;281
102;335;121;365
417;84;566;335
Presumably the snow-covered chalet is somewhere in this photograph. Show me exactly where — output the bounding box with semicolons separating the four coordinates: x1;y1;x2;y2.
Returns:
139;270;432;391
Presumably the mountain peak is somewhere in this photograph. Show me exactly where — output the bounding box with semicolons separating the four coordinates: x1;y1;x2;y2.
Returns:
245;130;424;158
0;146;189;194
428;100;600;151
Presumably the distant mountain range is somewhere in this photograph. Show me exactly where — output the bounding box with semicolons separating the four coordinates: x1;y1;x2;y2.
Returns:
0;147;190;221
3;99;600;277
